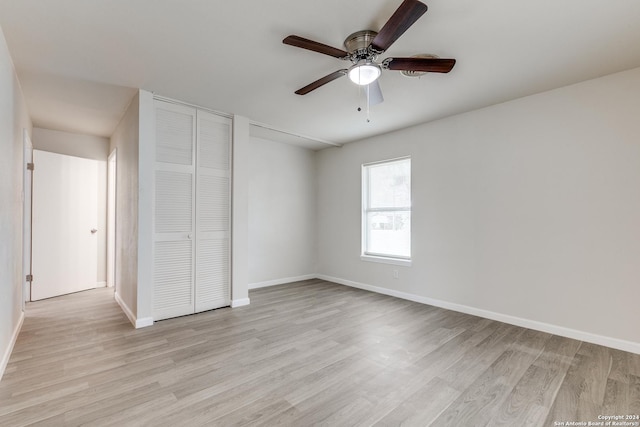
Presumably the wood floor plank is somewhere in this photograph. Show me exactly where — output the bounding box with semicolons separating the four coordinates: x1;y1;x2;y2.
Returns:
373;377;461;426
430;342;549;427
1;281;639;426
437;322;523;391
629;374;640;414
603;378;629;415
491;364;559;426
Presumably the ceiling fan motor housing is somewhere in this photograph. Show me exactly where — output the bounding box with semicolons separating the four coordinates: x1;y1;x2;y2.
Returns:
344;30;379;62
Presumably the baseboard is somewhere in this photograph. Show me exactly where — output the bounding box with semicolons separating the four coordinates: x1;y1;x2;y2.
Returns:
97;281;107;288
231;298;250;308
114;292;136;327
317;274;640;355
114;292;153;329
135;317;154;328
249;274;317;290
0;311;24;382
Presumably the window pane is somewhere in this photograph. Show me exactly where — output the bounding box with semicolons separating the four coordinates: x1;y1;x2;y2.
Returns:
366;211;411;258
363;158;411;260
368;161;411;209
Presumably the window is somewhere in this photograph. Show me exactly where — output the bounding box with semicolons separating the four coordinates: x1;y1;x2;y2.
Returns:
362;157;411;265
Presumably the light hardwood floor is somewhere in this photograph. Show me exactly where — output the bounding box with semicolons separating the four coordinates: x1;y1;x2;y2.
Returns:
1;279;639;426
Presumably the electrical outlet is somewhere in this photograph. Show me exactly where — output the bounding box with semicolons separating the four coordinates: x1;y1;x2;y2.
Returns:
393;269;399;279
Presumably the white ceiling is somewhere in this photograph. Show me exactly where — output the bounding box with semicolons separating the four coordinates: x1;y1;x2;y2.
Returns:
1;0;639;147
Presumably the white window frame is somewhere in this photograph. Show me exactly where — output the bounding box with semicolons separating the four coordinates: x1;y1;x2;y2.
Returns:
361;156;412;266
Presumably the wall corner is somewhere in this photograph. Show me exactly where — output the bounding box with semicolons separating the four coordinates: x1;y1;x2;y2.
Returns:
136;89;155;321
232;115;250;304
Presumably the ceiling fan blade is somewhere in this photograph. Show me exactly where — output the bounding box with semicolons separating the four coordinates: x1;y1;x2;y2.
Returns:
384;57;456;73
295;70;348;95
367;80;384;105
283;35;349;59
370;0;428;53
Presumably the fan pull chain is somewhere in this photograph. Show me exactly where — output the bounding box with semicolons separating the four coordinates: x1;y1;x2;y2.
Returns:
366;83;371;123
356;83;371;123
357;85;371;123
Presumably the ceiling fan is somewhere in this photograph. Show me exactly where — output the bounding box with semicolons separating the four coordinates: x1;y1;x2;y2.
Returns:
283;0;456;99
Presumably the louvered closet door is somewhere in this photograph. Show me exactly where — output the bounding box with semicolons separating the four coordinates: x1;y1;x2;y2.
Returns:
195;111;231;312
153;101;197;320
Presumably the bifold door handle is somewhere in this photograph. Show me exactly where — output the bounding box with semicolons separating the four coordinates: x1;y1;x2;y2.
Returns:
91;229;98;234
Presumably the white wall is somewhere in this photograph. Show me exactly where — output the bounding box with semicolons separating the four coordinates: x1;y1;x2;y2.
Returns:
0;25;32;379
248;137;317;287
231;115;251;306
32;127;109;160
317;67;640;351
32;128;109;286
109;92;139;323
135;90;154;324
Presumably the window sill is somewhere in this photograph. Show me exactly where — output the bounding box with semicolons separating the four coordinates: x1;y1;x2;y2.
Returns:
360;255;412;267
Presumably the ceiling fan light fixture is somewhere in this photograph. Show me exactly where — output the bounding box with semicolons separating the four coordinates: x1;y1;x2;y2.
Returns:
348;62;381;86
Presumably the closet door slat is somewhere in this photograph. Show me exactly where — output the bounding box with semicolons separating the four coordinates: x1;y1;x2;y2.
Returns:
156;108;194;165
154;240;193;315
155;170;193;233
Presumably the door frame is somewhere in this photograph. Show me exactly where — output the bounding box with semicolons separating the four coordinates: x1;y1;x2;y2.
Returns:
107;148;117;291
22;129;33;304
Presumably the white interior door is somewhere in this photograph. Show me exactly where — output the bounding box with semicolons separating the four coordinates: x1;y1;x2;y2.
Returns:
32;150;99;301
195;110;231;311
153;101;197;320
